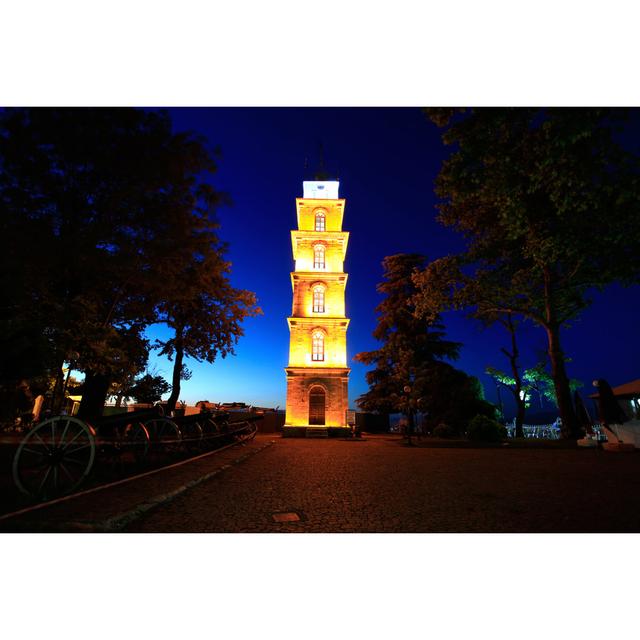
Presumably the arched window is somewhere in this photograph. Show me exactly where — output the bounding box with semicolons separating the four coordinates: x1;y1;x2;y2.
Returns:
312;331;325;361
313;244;325;269
315;210;326;231
312;285;325;313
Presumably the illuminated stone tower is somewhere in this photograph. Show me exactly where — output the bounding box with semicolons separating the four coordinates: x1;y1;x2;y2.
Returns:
284;180;350;436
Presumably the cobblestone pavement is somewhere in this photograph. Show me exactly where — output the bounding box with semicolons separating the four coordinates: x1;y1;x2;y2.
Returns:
0;436;273;532
127;435;640;533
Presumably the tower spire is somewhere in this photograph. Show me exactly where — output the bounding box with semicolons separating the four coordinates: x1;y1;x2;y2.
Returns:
314;142;331;181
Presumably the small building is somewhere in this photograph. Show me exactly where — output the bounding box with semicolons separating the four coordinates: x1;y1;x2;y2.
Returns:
589;378;640;420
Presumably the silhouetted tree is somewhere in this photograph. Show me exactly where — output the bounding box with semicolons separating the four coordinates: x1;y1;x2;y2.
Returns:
418;363;496;435
355;254;469;440
414;108;640;438
486;313;526;437
128;373;171;404
0;108;255;420
155;240;261;413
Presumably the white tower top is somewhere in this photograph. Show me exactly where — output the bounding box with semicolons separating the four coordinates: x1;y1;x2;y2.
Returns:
303;180;340;200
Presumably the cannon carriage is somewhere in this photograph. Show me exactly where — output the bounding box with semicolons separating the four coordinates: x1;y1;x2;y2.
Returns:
11;406;260;501
169;410;230;451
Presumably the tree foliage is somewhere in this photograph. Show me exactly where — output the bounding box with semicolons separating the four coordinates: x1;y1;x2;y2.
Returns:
414;108;640;438
0;108;258;420
355;254;494;433
127;373;171;404
521;362;582;408
155;234;261;412
418;363;497;434
355;254;460;411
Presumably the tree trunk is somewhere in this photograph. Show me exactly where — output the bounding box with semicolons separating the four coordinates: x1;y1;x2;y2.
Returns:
166;333;184;414
536;386;544;409
503;313;525;438
542;267;578;439
545;325;578;438
77;371;110;422
51;361;65;414
515;397;526;438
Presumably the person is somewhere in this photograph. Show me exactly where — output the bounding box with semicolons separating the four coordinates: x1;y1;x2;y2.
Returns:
31;394;45;422
594;378;628;443
573;390;593;439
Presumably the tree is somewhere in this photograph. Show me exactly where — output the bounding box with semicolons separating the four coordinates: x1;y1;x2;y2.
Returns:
0;108;244;420
127;373;171;404
0;315;58;423
487;360;583;426
414;108;640;438
485;313;527;436
155;243;261;413
522;362;583;409
417;363;497;435
354;254;465;442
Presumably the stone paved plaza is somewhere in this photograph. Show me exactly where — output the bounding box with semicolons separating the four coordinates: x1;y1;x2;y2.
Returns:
127;435;640;533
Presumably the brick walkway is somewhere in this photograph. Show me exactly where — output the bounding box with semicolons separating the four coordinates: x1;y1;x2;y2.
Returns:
0;436;274;531
127;435;640;533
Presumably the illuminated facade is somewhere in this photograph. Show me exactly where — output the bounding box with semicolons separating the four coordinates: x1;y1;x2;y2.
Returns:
284;180;350;435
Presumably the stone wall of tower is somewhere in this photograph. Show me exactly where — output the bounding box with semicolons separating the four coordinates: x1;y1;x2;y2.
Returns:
284;181;350;432
285;370;349;427
292;236;346;272
291;275;348;318
295;199;344;231
287;321;349;368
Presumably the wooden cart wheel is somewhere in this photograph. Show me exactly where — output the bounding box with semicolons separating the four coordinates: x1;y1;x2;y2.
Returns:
182;421;204;452
202;417;219;438
123;421;150;463
12;416;96;500
236;421;253;440
196;417;216;447
145;418;182;453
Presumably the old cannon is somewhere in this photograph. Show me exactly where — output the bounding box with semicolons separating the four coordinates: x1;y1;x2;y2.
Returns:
11;406;180;500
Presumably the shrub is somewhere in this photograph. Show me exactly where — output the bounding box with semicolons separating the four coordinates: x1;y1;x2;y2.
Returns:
433;423;456;439
467;415;507;442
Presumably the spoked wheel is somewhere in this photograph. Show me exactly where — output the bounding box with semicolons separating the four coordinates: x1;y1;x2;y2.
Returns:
182;421;204;452
145;418;182;454
12;416;96;500
231;421;249;436
123;421;150;463
199;418;219;447
239;421;257;440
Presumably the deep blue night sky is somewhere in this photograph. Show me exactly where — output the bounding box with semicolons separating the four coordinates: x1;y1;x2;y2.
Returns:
144;108;640;417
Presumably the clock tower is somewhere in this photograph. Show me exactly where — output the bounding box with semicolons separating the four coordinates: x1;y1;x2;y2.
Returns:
284;180;351;437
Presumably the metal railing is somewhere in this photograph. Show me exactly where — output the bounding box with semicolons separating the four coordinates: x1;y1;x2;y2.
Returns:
505;420;561;439
504;420;607;440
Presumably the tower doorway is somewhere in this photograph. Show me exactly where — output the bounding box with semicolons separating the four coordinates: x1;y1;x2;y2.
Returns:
309;387;326;425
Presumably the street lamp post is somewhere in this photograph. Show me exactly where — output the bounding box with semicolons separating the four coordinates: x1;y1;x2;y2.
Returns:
403;385;413;446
